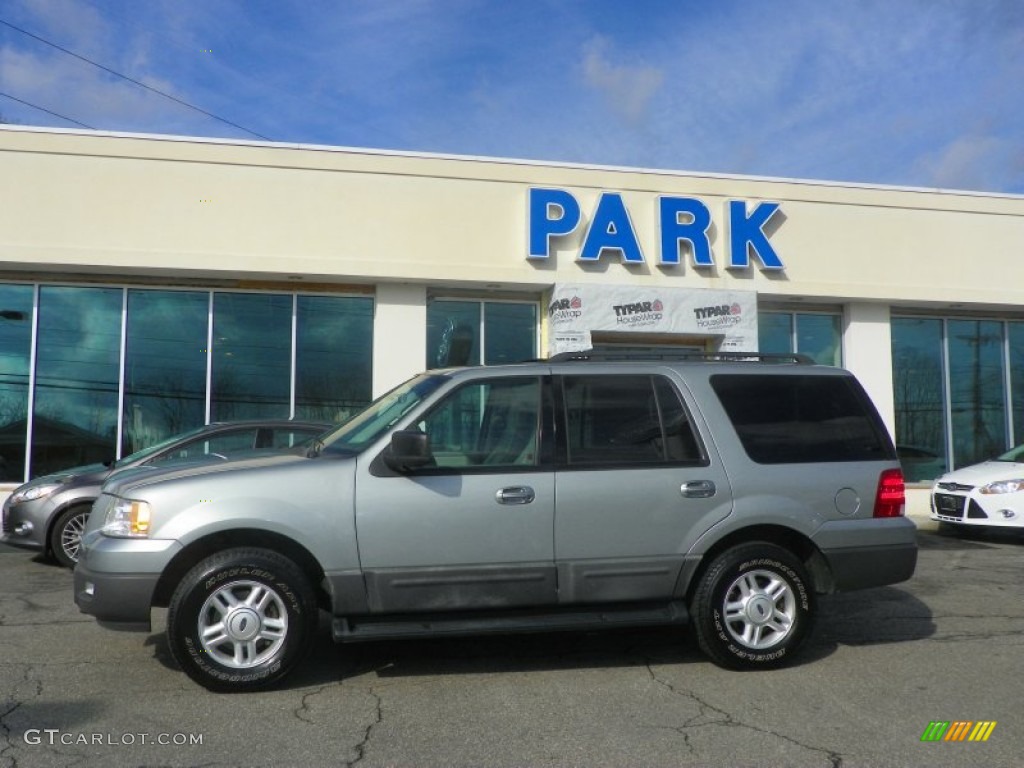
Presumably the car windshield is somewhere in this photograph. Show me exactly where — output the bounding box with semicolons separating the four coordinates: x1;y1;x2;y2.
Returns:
995;444;1024;462
112;424;218;468
317;373;448;455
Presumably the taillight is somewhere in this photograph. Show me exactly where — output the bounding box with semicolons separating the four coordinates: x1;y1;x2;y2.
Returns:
873;468;906;518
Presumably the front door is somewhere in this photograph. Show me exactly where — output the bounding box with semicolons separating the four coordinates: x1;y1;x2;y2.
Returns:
354;375;556;613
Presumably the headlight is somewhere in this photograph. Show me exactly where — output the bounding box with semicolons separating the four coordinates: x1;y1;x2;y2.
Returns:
101;498;153;538
9;483;62;504
979;479;1024;495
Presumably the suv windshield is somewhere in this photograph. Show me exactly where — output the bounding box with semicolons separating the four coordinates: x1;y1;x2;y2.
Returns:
317;373;448;455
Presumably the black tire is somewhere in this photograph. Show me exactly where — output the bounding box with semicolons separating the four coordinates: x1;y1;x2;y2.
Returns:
166;548;318;693
690;542;814;670
49;505;91;568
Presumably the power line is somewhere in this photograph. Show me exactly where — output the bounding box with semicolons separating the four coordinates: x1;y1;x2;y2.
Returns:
0;17;270;140
0;89;94;129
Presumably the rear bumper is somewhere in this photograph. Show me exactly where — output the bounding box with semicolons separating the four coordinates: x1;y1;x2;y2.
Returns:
812;516;918;591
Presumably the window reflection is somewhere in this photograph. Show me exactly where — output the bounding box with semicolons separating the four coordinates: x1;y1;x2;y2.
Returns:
295;296;373;423
484;303;537;364
758;312;841;365
891;318;947;481
758;313;792;355
123;290;209;455
1012;323;1024;446
427;301;480;367
948;320;1006;467
427;299;538;368
0;285;34;481
211;293;291;420
31;286;121;477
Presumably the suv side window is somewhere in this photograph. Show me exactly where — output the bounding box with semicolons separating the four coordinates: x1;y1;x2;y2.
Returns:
417;377;541;469
710;373;895;463
561;374;703;467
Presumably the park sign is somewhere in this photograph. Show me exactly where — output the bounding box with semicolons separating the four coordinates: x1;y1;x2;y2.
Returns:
527;187;784;271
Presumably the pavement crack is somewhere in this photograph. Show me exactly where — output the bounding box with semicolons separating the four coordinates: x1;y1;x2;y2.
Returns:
345;688;383;768
0;700;22;768
292;684;331;725
645;662;845;767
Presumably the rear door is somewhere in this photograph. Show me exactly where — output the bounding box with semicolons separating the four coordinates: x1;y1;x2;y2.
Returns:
553;371;732;604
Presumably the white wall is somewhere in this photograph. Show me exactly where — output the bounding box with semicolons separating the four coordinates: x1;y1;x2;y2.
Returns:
843;302;895;438
372;284;427;396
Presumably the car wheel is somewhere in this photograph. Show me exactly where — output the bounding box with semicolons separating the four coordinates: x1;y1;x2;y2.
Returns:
166;548;318;693
690;542;814;670
49;505;91;568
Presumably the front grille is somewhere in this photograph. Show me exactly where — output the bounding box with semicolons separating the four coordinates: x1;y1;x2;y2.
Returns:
937;481;974;492
1;503;12;533
934;493;966;519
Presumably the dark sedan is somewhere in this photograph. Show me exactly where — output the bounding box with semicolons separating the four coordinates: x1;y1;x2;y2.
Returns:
1;419;330;567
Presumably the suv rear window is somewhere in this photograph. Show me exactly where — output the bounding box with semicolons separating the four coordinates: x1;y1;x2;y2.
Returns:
561;374;704;466
710;373;894;464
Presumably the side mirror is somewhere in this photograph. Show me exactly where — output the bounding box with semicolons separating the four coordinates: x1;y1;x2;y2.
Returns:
383;430;434;473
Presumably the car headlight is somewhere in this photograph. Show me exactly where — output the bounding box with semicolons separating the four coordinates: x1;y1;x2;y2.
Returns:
9;483;62;504
979;479;1024;495
101;498;153;538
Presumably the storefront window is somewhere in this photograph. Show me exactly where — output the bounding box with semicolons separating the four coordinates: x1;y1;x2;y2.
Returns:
31;286;122;477
948;320;1006;468
427;301;481;367
758;312;841;366
427;299;537;368
484;303;538;365
891;318;947;481
1012;322;1024;448
0;284;375;481
211;293;292;420
295;295;374;422
758;313;792;356
0;284;34;481
122;290;209;455
892;316;1023;480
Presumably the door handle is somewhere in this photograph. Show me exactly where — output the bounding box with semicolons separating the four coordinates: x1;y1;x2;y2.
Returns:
495;486;535;505
680;480;716;499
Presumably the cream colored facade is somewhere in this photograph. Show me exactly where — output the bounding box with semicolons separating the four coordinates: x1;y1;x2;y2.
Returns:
2;126;1023;498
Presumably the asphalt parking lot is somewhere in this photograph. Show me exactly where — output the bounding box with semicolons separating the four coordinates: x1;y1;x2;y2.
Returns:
2;521;1023;768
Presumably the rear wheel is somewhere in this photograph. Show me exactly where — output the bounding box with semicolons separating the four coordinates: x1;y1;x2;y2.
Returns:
166;548;318;692
49;505;91;568
690;542;814;670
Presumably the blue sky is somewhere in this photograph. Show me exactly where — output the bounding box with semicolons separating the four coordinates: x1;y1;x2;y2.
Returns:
1;0;1022;193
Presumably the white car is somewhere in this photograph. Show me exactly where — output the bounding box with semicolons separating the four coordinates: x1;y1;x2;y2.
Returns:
931;444;1024;528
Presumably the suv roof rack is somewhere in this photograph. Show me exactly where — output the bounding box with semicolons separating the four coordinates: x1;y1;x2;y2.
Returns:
546;350;815;364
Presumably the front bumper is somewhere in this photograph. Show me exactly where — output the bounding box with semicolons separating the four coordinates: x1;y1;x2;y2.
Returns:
811;516;918;591
1;497;51;552
931;488;1024;527
73;529;182;630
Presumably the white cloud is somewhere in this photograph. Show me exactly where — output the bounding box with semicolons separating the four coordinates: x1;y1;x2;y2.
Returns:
919;135;1024;192
580;36;664;125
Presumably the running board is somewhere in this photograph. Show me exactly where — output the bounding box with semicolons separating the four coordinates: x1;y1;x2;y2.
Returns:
332;600;689;643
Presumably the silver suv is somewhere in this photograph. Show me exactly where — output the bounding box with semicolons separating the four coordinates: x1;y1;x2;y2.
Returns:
74;353;917;692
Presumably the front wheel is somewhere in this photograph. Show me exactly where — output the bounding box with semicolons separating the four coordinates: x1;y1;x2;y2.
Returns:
690;543;814;670
49;505;91;568
167;548;318;692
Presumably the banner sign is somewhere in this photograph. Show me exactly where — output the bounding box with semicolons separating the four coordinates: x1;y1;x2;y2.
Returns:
547;283;758;355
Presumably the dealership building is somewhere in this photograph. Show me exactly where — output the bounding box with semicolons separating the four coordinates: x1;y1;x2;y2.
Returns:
1;125;1022;499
